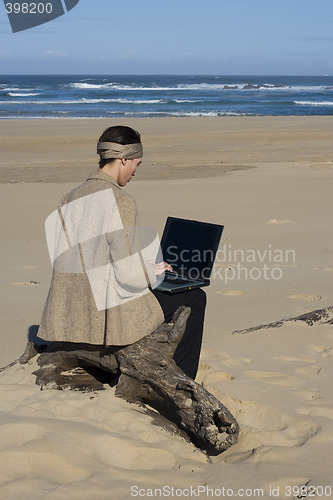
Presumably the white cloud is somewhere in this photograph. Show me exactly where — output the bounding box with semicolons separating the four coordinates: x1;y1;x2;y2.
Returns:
122;51;142;59
42;50;68;58
0;50;10;58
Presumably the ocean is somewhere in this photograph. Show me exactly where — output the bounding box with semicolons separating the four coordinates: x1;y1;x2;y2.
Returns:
0;75;333;119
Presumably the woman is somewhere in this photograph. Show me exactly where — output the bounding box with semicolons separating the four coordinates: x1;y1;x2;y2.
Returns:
39;125;206;379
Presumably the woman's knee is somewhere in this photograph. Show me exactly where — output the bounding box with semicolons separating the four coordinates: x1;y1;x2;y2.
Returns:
198;287;207;306
190;288;207;310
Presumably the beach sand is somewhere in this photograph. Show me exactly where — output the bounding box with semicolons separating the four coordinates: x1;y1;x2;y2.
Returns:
0;117;332;499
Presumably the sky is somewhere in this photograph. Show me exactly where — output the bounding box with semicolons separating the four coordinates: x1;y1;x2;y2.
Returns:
0;0;333;75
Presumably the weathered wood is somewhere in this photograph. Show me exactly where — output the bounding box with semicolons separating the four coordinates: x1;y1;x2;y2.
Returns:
0;341;43;373
15;306;239;454
233;305;333;334
33;342;119;391
114;306;239;454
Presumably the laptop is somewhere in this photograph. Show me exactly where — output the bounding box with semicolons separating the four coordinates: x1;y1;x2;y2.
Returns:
155;217;224;294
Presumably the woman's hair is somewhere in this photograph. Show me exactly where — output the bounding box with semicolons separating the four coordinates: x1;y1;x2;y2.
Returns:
98;125;141;168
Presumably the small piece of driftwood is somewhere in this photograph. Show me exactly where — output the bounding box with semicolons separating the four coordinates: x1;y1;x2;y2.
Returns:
12;306;239;455
233;305;333;334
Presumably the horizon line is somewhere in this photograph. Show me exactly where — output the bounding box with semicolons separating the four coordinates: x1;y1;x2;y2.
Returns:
0;73;332;77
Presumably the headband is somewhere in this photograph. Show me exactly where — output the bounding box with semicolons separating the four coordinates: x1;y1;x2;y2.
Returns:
97;141;143;160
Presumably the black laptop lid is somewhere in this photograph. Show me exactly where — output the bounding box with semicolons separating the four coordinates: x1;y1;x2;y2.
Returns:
160;217;224;281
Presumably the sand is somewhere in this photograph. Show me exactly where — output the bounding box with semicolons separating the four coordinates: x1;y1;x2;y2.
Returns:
0;117;332;499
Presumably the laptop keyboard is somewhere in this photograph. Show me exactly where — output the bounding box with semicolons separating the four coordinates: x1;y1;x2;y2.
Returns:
164;272;193;285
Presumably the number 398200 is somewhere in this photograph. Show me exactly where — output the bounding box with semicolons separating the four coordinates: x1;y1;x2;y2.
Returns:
5;2;53;14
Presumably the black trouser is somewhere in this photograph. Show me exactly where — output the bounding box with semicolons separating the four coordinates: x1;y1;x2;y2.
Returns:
152;288;206;380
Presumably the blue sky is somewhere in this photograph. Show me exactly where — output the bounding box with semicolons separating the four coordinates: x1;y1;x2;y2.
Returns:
0;0;332;74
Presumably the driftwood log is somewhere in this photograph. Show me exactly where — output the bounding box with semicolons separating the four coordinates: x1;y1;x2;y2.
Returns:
7;306;239;455
233;305;333;334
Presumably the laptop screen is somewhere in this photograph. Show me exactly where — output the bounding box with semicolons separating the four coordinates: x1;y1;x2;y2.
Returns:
160;217;224;281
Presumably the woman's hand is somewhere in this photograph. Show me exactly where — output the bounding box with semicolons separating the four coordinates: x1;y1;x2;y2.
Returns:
149;260;173;276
